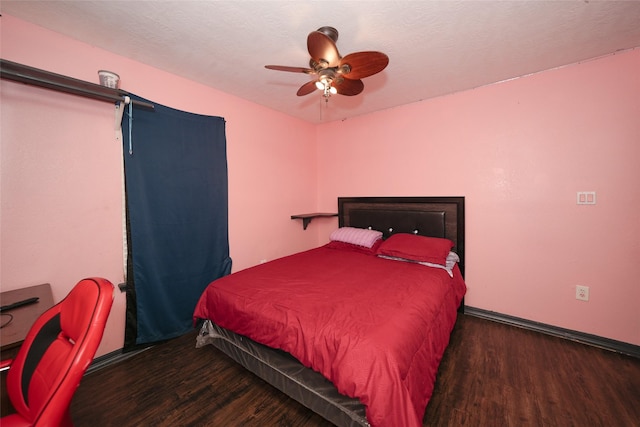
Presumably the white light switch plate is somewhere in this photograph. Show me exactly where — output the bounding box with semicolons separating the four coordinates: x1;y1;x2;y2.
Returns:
577;191;596;205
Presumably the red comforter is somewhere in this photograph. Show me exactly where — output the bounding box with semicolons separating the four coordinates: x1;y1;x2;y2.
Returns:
193;244;466;427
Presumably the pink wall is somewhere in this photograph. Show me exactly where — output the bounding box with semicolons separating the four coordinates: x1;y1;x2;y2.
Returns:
316;49;640;345
1;15;318;356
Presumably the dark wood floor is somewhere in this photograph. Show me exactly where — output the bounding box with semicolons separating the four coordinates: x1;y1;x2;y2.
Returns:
68;314;640;426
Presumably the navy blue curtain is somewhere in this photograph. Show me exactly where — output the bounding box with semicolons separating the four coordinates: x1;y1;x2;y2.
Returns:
122;95;231;349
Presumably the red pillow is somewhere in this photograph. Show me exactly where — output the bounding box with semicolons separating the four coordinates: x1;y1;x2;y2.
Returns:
376;233;454;265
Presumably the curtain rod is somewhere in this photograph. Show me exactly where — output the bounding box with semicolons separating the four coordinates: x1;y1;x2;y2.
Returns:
0;59;154;110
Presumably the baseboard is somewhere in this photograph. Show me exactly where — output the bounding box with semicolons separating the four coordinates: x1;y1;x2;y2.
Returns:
464;306;640;359
87;346;151;374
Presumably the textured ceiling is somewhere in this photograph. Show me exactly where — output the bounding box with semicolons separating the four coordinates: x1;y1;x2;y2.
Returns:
3;1;640;124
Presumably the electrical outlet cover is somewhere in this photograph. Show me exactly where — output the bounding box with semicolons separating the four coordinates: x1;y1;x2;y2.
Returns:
576;285;589;301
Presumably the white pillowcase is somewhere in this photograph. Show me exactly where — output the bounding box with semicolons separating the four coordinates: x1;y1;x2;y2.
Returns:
330;227;383;249
378;251;460;277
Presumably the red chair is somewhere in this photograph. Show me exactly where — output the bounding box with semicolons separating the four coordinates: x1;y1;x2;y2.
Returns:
1;278;114;426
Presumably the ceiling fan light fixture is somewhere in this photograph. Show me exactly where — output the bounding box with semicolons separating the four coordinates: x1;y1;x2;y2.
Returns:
317;71;336;94
315;76;337;98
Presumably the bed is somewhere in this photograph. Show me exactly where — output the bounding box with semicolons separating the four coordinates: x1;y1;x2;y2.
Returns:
194;197;466;427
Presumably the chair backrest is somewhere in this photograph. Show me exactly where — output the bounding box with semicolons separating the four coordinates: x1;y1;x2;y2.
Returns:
5;277;114;426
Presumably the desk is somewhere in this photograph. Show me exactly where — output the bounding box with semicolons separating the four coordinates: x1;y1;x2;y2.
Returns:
1;283;54;356
1;284;54;415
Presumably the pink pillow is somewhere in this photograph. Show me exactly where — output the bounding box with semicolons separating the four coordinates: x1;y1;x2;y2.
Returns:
376;233;454;266
330;227;383;249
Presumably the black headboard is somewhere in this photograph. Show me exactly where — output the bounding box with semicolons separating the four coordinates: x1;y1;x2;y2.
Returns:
338;197;465;277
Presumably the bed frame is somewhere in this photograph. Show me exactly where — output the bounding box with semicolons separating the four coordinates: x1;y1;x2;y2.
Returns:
196;196;465;427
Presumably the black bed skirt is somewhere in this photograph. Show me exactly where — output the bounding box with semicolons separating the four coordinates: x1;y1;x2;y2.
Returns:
196;320;369;427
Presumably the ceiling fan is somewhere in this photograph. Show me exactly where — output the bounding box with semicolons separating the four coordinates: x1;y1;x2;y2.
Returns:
265;26;389;100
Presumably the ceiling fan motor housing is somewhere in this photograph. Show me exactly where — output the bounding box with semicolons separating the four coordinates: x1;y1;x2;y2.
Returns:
317;26;339;43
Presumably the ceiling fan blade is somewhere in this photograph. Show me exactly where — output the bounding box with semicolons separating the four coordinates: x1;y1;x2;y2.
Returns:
265;65;314;74
307;31;341;67
334;78;364;96
339;51;389;80
297;81;317;96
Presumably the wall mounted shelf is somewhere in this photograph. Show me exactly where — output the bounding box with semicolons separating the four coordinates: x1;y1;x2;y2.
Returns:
0;59;154;110
291;212;338;230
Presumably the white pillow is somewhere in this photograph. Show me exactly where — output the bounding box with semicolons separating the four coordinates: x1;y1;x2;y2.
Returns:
378;251;460;277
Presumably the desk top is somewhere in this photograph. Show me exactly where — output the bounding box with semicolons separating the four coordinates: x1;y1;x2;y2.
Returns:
1;283;54;353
